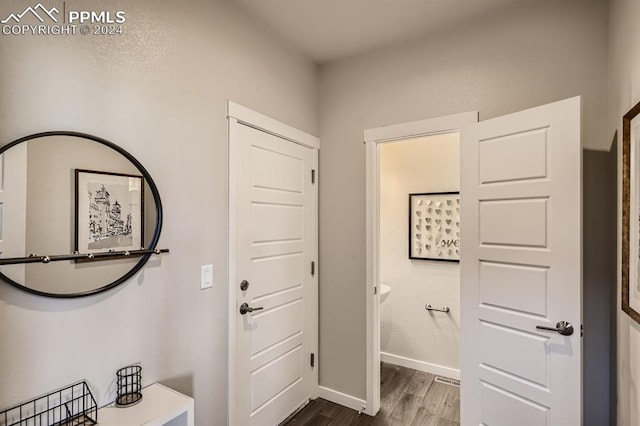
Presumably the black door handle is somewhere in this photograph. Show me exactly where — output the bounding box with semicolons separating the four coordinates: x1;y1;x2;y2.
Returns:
240;303;264;315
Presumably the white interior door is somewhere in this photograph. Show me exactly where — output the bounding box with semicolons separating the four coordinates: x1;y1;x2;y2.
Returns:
231;119;318;426
460;97;582;425
0;144;27;282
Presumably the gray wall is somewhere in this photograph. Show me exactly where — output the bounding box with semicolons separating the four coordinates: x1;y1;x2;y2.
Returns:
0;0;620;423
583;148;617;426
0;1;317;424
609;0;640;423
318;0;609;399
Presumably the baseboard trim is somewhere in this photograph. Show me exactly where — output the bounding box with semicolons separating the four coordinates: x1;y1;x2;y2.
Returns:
317;386;367;413
380;352;461;380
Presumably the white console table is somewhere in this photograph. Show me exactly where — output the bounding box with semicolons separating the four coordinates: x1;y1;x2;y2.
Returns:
98;383;194;426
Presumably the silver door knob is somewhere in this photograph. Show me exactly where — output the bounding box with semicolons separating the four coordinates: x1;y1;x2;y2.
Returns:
239;303;264;315
536;321;574;336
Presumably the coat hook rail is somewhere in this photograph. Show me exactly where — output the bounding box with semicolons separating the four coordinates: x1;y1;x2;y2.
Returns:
0;248;169;266
425;304;450;313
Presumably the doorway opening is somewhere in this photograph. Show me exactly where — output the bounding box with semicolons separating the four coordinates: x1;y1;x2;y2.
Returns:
364;112;478;417
378;133;461;423
365;97;584;424
379;133;461;377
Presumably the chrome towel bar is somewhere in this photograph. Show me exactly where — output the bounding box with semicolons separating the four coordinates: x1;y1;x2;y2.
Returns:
425;304;450;313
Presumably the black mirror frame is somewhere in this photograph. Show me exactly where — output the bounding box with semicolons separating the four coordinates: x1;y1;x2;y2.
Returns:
0;131;163;298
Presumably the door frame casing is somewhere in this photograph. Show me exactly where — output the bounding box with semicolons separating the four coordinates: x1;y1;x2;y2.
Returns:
363;111;478;416
227;101;320;425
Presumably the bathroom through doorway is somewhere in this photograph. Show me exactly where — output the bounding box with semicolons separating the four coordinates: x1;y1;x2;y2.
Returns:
364;112;477;417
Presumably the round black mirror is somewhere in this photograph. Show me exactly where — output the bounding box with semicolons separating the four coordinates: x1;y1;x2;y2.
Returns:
0;131;164;297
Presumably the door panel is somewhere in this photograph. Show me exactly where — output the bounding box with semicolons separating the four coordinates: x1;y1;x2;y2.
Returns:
479;198;548;246
249;380;307;425
479;128;548;184
481;382;550;426
252;204;303;243
252;254;304;296
251;298;303;355
251;142;304;193
480;321;549;386
235;122;317;426
251;333;304;371
479;262;548;316
461;97;581;425
251;346;304;411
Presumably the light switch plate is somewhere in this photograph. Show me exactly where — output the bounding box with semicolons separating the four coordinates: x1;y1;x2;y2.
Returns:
201;264;213;289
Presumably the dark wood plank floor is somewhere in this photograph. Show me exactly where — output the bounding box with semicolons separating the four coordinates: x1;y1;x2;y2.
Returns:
281;362;460;426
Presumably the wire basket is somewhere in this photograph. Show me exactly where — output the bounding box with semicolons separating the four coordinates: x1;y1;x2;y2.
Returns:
115;365;142;407
0;381;97;426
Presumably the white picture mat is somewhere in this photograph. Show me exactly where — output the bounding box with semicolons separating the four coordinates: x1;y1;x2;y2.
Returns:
409;193;460;261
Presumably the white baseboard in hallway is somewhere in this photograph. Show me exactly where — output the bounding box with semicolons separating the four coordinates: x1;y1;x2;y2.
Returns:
317;386;367;413
380;352;461;380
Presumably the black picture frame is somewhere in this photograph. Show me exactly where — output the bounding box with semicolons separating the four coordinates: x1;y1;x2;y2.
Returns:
622;101;640;324
74;169;145;261
409;192;460;262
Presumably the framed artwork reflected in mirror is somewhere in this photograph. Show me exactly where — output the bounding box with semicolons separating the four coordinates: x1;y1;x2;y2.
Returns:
75;169;144;259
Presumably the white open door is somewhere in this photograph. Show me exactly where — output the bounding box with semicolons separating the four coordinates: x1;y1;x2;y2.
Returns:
460;97;582;425
229;102;319;426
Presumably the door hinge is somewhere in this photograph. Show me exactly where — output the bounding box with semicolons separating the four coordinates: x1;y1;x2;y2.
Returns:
310;353;315;367
311;169;316;184
311;261;315;277
581;324;584;337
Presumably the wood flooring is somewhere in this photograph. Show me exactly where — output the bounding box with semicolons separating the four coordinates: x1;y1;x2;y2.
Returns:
281;362;460;426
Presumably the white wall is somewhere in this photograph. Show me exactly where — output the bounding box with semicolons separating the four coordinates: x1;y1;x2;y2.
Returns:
318;0;608;399
379;134;460;373
0;1;317;425
609;0;640;424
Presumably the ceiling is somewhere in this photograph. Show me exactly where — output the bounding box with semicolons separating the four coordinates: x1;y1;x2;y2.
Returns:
231;0;529;63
